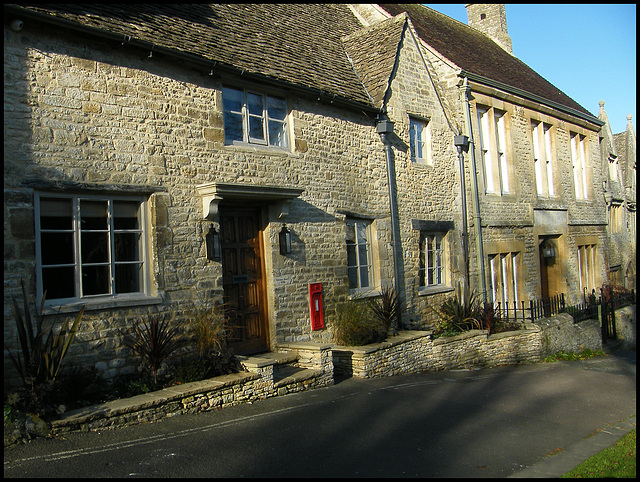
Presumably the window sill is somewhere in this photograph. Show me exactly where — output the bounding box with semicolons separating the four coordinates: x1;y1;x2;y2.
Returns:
418;285;454;296
349;288;381;300
222;143;294;157
42;294;163;316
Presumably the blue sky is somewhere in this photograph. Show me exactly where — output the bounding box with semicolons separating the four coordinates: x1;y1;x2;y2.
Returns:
426;4;636;135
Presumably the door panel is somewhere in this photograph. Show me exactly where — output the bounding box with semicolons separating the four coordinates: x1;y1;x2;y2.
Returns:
221;206;268;354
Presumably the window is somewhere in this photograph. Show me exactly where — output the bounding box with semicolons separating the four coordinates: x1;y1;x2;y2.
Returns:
419;232;446;288
223;86;288;148
577;244;597;295
610;203;623;233
409;117;432;165
346;219;373;291
531;121;555;198
488;252;519;305
36;193;147;305
477;106;510;194
570;132;588;200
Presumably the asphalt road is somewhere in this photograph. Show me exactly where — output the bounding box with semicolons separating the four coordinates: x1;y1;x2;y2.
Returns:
4;350;636;478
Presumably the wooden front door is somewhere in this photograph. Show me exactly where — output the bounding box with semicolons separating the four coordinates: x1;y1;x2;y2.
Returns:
220;206;269;354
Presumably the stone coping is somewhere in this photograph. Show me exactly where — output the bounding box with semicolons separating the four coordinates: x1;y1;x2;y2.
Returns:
52;371;258;429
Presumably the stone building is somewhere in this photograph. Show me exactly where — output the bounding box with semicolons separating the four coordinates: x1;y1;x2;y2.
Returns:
598;103;637;290
357;4;612;309
4;4;630;387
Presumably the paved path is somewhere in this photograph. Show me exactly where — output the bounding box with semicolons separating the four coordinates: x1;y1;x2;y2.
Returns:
4;349;635;478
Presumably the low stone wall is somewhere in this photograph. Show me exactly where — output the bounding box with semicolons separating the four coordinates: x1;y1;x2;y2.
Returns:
614;305;637;351
52;348;333;434
333;326;544;379
535;313;602;356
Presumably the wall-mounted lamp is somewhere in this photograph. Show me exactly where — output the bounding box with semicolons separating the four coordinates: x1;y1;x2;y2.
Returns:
279;224;292;255
541;239;556;259
206;226;221;261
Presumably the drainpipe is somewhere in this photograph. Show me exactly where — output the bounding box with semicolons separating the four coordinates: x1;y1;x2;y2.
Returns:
377;115;403;332
454;134;470;302
461;77;488;300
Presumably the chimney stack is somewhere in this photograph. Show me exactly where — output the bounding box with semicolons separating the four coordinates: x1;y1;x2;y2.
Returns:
466;4;513;55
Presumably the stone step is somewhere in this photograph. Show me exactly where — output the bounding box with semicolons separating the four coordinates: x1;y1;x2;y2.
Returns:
236;351;298;369
273;366;323;389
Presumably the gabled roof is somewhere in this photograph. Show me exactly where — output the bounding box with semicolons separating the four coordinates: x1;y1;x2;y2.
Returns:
378;4;599;123
6;4;376;110
341;13;407;108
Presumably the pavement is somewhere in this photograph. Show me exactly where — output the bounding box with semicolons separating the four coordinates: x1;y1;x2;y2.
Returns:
511;340;636;478
3;341;636;478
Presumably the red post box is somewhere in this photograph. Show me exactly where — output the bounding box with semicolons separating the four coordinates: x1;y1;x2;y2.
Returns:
309;283;324;330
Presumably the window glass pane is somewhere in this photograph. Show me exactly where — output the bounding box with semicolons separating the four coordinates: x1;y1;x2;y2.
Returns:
248;115;264;141
347;244;357;267
224;111;244;143
348;267;358;289
268;119;287;147
42;267;75;299
345;223;356;243
80;200;108;230
267;96;287;120
222;87;243;113
115;263;142;293
40;198;73;229
41;232;74;265
113;201;139;230
115;233;140;261
82;265;110;296
81;232;109;263
247;93;263;116
360;266;370;288
356;222;367;243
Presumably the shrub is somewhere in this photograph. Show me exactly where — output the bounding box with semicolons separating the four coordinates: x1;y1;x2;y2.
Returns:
333;300;385;346
367;286;405;336
123;314;184;384
429;289;484;337
5;280;85;388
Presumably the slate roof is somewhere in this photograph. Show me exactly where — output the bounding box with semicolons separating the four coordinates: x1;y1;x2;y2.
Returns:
6;3;601;124
341;13;407;108
378;4;597;121
6;4;375;109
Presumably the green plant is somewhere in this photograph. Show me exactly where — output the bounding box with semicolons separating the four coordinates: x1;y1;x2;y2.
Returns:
186;300;231;358
5;280;85;388
368;286;405;336
562;429;635;478
429;290;484;336
333;300;384;346
123;314;184;384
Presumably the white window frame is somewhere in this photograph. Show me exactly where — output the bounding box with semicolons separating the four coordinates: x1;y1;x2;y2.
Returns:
222;86;288;148
570;132;588;200
532;121;555;198
418;232;447;290
35;192;150;308
577;244;597;294
477;106;510;195
409;117;432;165
488;252;519;305
346;219;374;293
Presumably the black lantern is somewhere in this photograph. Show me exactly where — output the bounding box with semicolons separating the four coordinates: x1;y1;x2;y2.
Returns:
541;239;556;259
206;226;221;261
279;224;292;255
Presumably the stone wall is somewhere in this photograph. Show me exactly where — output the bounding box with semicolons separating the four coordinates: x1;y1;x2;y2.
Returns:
333;327;543;379
535;313;602;356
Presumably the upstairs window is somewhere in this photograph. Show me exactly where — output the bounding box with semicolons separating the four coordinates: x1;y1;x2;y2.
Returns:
409;117;432;165
36;193;147;306
223;86;288;148
531;121;555;198
570;132;588;200
477;106;510;195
